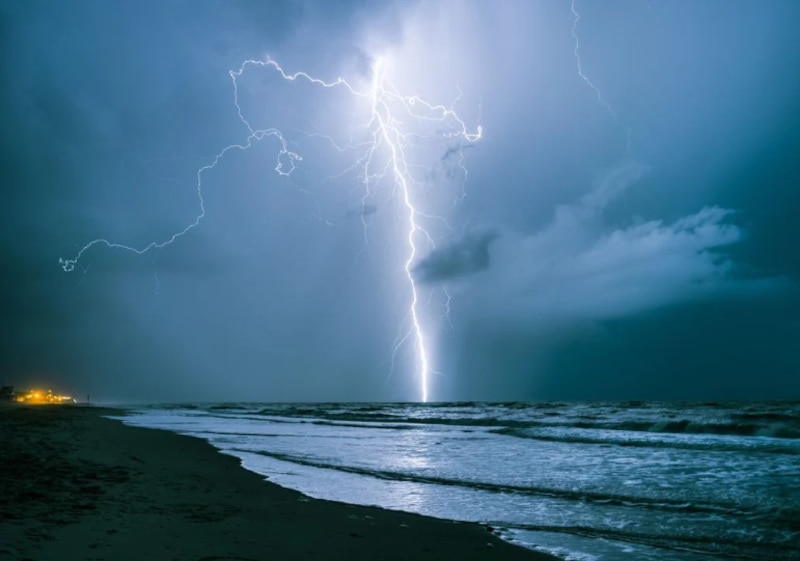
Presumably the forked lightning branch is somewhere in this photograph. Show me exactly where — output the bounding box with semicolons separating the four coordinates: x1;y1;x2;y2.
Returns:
59;55;482;403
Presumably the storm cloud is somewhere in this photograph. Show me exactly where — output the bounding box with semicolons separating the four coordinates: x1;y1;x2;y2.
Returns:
413;228;498;283
1;0;799;402
465;162;771;323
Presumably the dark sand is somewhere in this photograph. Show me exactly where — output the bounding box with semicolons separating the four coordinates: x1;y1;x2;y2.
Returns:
1;404;558;561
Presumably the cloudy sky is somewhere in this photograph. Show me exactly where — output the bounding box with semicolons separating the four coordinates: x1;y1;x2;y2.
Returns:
2;0;799;402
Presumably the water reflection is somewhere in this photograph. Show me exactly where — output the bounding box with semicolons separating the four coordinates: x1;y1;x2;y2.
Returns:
121;402;800;561
389;428;436;471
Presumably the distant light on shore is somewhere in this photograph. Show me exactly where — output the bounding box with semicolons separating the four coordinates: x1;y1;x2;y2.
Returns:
14;388;76;405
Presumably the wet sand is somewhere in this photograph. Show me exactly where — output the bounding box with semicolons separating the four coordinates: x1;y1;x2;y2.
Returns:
0;404;558;561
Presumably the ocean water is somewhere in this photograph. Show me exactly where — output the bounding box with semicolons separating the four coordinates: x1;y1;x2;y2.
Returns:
118;402;800;561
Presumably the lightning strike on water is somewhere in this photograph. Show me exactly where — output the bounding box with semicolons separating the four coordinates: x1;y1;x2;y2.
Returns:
59;53;481;403
569;0;631;150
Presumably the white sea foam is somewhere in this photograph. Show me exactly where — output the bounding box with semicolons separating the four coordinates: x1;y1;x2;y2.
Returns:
117;401;800;561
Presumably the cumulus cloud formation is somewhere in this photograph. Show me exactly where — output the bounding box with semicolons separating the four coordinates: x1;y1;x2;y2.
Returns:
467;162;770;322
413;228;499;283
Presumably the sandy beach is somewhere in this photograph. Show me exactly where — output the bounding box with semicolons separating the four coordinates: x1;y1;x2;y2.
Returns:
0;404;557;561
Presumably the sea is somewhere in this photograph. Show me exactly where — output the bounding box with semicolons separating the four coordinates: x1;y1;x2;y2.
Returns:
117;401;800;561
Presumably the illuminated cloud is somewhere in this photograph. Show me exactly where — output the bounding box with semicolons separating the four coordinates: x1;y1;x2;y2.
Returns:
464;162;774;322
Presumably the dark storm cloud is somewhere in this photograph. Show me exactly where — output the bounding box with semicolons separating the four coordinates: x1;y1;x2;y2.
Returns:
0;0;401;401
345;204;378;220
2;0;799;402
361;204;378;216
413;228;498;283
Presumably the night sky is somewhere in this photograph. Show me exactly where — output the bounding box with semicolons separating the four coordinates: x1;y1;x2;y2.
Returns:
2;0;799;403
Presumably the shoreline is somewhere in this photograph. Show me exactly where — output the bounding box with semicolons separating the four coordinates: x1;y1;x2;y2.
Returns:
1;404;558;560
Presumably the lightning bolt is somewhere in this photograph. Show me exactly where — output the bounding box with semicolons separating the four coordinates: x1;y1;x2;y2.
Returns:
58;117;299;273
59;54;481;403
369;60;431;403
569;0;631;150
